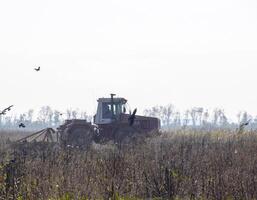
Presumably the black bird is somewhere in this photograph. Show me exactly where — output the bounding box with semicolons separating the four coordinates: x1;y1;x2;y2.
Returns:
0;105;13;115
128;108;137;126
241;119;251;126
34;66;40;71
55;111;63;116
19;123;26;128
0;111;6;115
6;105;13;111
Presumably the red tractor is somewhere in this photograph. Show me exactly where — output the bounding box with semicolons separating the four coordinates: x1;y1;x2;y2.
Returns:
57;94;160;148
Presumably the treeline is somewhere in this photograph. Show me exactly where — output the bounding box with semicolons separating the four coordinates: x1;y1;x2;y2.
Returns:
144;104;256;129
0;104;256;130
0;106;91;130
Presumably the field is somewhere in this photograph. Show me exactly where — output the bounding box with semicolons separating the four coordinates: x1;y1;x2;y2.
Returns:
0;129;257;200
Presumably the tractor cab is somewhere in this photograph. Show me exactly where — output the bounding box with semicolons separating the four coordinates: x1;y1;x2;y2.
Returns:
94;94;128;125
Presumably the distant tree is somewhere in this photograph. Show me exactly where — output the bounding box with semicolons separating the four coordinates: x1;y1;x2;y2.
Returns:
196;107;204;125
213;109;220;126
182;110;190;127
80;111;92;122
253;116;257;124
173;111;181;127
27;109;34;122
190;109;196;126
219;111;228;126
189;108;198;127
19;113;26;122
188;107;204;127
66;109;72;119
38;106;53;125
212;109;228;126
80;111;88;119
53;110;61;126
4;116;13;128
144;104;175;126
202;110;210;126
240;111;251;124
237;111;242;125
71;109;78;119
162;104;174;126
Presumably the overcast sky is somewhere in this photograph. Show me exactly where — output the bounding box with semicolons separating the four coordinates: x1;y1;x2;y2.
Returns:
0;0;257;120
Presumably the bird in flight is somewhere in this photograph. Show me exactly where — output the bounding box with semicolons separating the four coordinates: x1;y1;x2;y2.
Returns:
0;105;14;115
19;123;26;128
128;108;137;126
6;105;13;111
34;66;40;71
241;119;251;126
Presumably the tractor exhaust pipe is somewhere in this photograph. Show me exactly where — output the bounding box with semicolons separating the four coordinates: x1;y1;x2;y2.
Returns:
110;93;116;120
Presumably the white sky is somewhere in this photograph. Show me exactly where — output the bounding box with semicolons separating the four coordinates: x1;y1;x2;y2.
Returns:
0;0;257;120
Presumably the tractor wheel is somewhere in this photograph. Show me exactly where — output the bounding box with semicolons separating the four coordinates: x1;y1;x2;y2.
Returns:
64;126;94;149
113;125;142;144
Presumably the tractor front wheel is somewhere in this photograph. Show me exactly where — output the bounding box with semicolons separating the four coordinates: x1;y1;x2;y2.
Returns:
63;125;95;149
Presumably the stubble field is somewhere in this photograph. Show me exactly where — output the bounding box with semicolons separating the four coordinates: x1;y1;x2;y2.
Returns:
0;129;257;200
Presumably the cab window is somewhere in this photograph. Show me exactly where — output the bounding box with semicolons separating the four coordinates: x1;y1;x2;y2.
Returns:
102;102;123;119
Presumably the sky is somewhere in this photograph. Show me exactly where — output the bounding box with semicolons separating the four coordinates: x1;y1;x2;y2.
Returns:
0;0;257;120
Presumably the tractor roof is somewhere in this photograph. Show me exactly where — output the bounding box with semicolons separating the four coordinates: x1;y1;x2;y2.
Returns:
97;97;127;104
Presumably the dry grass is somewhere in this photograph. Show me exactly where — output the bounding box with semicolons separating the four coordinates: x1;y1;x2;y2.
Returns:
0;129;257;199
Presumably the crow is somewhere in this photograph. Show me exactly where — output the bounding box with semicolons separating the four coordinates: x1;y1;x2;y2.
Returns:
128;108;137;126
19;123;26;128
34;66;40;71
0;105;13;115
241;119;251;126
55;112;63;116
6;105;13;111
238;119;251;134
0;111;6;115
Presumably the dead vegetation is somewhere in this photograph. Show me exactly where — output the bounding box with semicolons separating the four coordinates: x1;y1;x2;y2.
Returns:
0;130;257;199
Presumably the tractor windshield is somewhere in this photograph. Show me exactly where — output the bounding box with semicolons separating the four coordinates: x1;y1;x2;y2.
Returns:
102;102;125;119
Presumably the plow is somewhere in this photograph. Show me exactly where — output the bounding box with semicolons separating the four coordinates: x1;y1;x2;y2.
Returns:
16;128;57;143
13;94;160;149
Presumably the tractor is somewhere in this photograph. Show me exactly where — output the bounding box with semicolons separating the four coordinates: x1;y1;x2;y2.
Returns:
57;94;160;148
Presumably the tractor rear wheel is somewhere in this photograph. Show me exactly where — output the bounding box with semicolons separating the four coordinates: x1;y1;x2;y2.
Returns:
113;125;142;144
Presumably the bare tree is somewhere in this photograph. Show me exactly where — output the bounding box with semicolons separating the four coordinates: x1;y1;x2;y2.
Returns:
66;109;72;120
212;109;228;127
163;104;174;126
71;110;78;119
202;110;209;126
38;106;54;125
182;110;190;127
144;104;175;127
173;111;181;127
53;110;61;126
27;109;34;123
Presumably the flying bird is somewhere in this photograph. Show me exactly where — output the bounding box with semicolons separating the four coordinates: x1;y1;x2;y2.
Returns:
241;119;251;126
19;123;26;128
0;105;14;115
0;111;6;115
6;105;13;111
128;108;137;126
238;119;251;134
34;66;40;71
